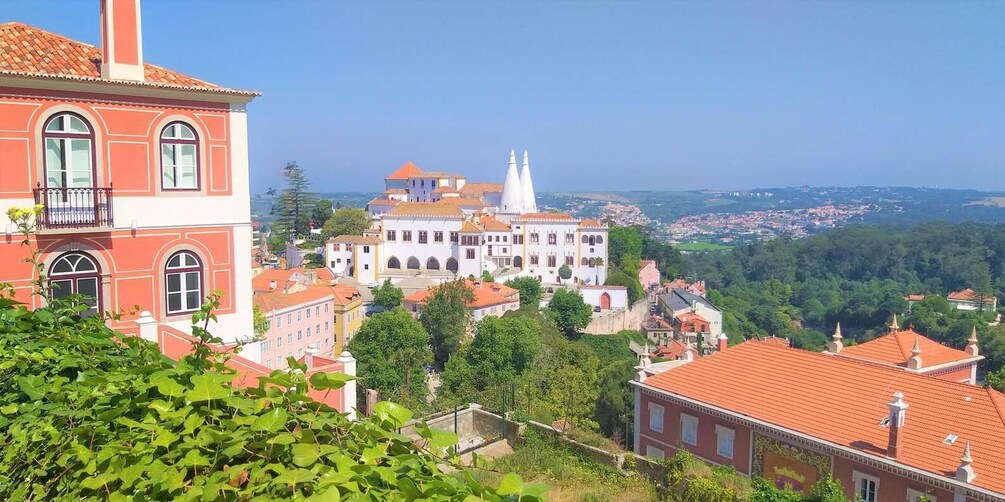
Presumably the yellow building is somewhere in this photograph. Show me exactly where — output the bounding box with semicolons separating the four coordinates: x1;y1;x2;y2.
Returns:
330;284;364;353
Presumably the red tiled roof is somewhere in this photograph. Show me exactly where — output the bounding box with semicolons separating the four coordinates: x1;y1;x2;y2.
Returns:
643;341;1005;495
840;328;977;368
253;287;333;313
479;216;511;232
386;161;424;180
252;268;332;293
948;289;990;302
434;197;487;208
675;312;708;324
652;339;689;359
905;294;925;302
405;280;519;309
578;219;605;228
367;198;401;207
0;22;256;96
385;202;464;218
330;234;380;245
459;183;503;197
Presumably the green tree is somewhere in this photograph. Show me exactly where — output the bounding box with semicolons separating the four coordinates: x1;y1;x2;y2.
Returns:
593;359;636;442
605;270;644;304
547;289;593;337
347;309;432;404
504;276;543;308
311;198;333;227
371;278;404;310
465;316;541;389
270;161;313;236
481;270;495;283
420;280;475;365
252;304;268;338
322;207;371;239
608;226;643;270
558;264;572;284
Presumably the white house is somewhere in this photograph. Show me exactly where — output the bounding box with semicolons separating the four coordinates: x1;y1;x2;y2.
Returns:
579;284;628;310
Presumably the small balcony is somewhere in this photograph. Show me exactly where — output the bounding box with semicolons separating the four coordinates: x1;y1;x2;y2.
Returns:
32;185;114;230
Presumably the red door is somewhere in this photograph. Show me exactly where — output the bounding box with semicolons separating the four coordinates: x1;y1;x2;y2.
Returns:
600;292;611;310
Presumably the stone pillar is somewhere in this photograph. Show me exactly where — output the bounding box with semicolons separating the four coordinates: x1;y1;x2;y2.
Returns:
336;350;357;421
135;310;157;344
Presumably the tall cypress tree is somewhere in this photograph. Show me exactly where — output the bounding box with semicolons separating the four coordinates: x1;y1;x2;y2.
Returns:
270;161;314;238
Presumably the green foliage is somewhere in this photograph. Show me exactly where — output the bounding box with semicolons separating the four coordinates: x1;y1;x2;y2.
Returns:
270;161;314;236
252;304;268;337
0;286;535;500
605;270;644;304
321;207;371;239
593;359;636;443
444;316;541;393
371;278;404;310
547;289;594;337
558;264;572;283
578;330;645;366
608;226;643;271
481;270;495;283
504;276;543;308
310;198;333;227
420;280;475;365
988;367;1005;392
347;309;432;407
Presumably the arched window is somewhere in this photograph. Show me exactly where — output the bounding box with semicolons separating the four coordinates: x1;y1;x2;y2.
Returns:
161;122;199;189
406;257;421;270
446;257;459;273
595;236;604;244
581;257;589;266
512;256;523;269
589;258;596;267
581;235;589;244
166;251;203;314
49;252;101;317
43;114;97;226
387;256;401;269
588;236;596;246
426;257;440;270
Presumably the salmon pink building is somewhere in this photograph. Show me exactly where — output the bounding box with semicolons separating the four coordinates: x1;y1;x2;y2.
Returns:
633;340;1005;502
639;259;660;290
0;2;261;357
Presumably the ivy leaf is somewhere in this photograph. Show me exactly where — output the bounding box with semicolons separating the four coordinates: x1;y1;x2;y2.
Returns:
274;468;316;486
153;428;178;449
17;375;45;400
291;443;322;467
372;401;412;426
153;377;186;398
497;472;523;495
185;373;232;402
306;486;342;501
0;404;17;415
251;407;288;433
308;371;354;391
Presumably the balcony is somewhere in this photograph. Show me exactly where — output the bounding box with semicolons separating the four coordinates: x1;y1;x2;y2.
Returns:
32;185;114;230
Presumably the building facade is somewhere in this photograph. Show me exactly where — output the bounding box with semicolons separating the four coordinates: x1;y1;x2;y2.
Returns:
0;5;259;356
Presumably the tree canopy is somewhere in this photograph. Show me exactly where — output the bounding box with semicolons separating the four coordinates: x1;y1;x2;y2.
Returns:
270;161;313;237
504;276;543;308
420;280;475;365
547;289;593;337
322;207;371;239
347;308;432;407
371;278;404;310
311;198;333;228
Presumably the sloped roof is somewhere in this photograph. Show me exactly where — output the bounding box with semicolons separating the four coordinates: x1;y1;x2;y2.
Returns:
840;328;978;368
459;183;503;197
386;162;424;180
0;22;257;96
434;197;487;208
651;339;690;359
675;312;708;324
578;219;605;229
385;202;464;218
948;289;991;302
660;288;720;313
330;234;381;245
253;287;333;313
516;212;576;221
480;216;511;232
405;280;519;309
642;341;1005;496
367;198;401;207
460;221;484;233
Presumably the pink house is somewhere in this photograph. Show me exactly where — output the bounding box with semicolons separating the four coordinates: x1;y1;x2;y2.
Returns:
639;260;660;290
633;340;1005;501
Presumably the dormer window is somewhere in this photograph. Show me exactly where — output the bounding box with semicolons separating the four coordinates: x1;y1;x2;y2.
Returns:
161;122;199;190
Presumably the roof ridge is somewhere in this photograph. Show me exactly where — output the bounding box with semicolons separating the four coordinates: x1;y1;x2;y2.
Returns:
987;387;1005;429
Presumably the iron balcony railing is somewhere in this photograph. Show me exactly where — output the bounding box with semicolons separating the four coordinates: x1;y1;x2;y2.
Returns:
32;184;114;230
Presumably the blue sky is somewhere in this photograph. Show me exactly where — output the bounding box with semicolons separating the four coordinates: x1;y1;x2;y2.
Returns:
6;1;1005;193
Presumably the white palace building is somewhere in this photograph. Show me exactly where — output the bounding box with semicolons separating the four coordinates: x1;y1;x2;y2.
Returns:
324;151;608;287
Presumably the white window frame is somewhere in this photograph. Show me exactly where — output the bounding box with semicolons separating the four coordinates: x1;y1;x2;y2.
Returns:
648;403;664;433
715;425;735;459
680;413;698;446
645;445;664;460
852;471;880;502
907;488;936;502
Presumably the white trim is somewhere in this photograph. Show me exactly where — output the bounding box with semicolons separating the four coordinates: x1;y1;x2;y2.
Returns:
648;402;664;433
853;470;881;502
716;424;736;460
680;412;698;446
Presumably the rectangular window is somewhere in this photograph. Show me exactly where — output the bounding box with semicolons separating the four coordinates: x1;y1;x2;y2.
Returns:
325;321;329;331
364;264;369;270
265;359;272;368
333;243;340;251
503;235;508;243
298;348;304;357
403;231;412;242
547;256;556;267
297;330;303;340
548;233;557;245
450;232;458;243
298;312;302;322
565;233;574;244
853;472;879;502
530;255;538;265
363;245;370;253
513;234;523;244
287;314;292;324
434;231;443;242
315;325;320;335
277;337;282;347
681;413;698;446
287;334;292;344
715;425;735;459
418;231;428;244
330;260;336;267
387;230;396;241
645;445;665;460
325;304;329;313
648;403;664;433
316;306;320;316
307;309;311;319
565;256;574;266
530;233;539;243
466;248;475;259
277;317;282;328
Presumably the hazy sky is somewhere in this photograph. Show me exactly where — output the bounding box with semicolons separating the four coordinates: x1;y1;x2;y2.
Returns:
6;1;1005;193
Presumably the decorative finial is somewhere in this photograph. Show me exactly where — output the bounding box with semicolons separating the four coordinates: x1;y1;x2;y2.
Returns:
969;326;978;344
912;337;921;356
890;313;900;331
908;337;923;370
833;322;843;341
956;441;976;483
827;322;844;354
962;441;972;463
966;326;980;357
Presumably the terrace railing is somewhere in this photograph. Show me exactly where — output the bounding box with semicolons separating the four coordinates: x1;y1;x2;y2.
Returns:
32;184;114;230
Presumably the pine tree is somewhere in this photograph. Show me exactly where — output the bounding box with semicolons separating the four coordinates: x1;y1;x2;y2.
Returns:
270;162;314;238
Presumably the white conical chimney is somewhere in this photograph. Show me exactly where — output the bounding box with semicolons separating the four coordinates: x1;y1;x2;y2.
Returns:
520;150;537;213
499;149;523;213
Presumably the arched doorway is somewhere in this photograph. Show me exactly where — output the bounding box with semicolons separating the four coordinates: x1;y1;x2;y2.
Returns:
446;258;459;273
49;252;101;317
600;292;611;310
406;257;420;270
387;256;401;269
426;257;440;270
513;256;523;269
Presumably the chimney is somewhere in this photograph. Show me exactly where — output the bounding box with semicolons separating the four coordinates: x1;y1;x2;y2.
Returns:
886;392;909;459
907;337;923;370
100;0;145;81
956;441;976;483
966;327;980;357
827;322;843;354
269;280;277;290
717;332;728;352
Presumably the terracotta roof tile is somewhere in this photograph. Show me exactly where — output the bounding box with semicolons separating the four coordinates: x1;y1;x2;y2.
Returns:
0;22;257;96
385;202;464;218
459;183;503;197
330;234;380;245
460;221;484;233
405;280;519;309
948;289;988;301
253;287;333;312
385;161;424;180
479;216;511;232
840;329;977;368
578;218;605;228
434;197;486;208
642;341;1005;495
367;198;401;207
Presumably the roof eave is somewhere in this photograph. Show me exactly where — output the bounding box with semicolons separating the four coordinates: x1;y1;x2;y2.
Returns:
0;71;260;102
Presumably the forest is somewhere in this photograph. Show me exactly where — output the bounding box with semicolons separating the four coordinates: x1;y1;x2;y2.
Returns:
629;221;1005;381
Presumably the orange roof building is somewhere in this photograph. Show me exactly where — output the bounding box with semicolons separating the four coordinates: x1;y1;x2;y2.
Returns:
947;289;998;312
385;161;425;181
633;340;1005;501
828;321;984;385
403;280;520;322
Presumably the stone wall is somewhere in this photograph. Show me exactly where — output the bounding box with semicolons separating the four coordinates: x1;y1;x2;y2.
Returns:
584;299;650;335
